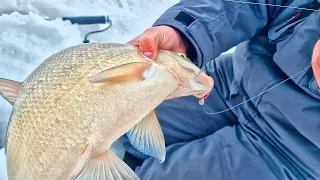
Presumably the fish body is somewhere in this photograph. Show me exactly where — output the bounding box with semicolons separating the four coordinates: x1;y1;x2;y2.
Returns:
0;43;213;180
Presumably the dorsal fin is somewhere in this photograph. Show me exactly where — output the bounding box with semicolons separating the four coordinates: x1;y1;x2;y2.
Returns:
0;78;22;105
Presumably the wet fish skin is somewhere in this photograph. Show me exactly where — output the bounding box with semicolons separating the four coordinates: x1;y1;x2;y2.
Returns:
1;42;213;180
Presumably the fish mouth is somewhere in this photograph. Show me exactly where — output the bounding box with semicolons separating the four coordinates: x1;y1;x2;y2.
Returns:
166;70;214;100
192;70;214;98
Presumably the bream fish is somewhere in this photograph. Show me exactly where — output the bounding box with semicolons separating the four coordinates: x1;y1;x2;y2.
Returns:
0;42;213;180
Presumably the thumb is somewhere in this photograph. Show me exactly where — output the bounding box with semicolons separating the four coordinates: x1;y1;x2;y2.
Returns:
139;28;165;60
312;40;320;87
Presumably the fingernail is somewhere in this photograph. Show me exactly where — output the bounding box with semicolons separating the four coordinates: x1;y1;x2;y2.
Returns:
143;51;153;57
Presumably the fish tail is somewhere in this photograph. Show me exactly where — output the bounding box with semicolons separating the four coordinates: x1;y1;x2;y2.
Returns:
0;78;22;105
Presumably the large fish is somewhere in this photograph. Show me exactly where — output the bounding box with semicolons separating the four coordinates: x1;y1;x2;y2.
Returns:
0;42;213;180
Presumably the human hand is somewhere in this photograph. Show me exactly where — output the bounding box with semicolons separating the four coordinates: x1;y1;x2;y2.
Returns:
127;25;187;60
128;25;214;100
312;40;320;87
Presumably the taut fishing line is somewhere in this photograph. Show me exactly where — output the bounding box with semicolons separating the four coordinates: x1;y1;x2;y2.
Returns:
201;0;319;115
224;0;320;12
201;64;312;115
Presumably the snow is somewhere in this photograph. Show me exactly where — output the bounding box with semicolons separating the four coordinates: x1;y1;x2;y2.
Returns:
0;149;7;179
0;0;178;179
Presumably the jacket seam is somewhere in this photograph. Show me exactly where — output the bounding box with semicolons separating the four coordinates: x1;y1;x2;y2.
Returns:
217;134;233;180
206;3;244;28
254;79;285;106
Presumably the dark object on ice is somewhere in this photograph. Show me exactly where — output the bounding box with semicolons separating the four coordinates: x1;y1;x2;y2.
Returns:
62;15;112;43
62;16;107;25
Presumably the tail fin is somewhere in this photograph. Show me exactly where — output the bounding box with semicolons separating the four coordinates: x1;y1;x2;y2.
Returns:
0;78;21;105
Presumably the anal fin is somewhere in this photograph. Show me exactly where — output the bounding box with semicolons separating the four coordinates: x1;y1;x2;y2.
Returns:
75;150;139;180
126;110;166;163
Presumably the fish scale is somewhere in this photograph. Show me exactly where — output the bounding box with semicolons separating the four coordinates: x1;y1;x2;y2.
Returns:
7;43;174;179
0;42;214;180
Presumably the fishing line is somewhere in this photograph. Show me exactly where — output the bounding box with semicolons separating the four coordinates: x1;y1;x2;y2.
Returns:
224;0;320;12
200;0;319;115
201;64;312;115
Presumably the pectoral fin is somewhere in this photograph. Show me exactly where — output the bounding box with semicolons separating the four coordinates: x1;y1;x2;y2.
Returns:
126;110;166;163
75;150;139;180
88;62;151;84
0;78;21;105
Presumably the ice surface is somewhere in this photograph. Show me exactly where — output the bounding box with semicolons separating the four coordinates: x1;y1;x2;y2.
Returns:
0;148;7;179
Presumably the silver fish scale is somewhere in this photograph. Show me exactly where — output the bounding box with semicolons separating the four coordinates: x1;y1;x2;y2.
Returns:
5;43;179;179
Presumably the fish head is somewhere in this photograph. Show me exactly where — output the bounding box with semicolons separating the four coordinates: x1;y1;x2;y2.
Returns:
155;50;214;100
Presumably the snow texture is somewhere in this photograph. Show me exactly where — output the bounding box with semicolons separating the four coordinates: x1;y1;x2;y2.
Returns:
0;149;6;179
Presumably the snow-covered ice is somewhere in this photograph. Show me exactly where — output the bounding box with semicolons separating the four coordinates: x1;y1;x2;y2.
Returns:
0;149;7;179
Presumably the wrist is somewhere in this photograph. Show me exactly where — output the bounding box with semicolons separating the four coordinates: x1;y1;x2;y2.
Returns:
174;27;196;60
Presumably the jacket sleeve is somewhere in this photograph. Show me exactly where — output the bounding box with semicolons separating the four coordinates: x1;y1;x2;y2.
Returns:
152;0;284;67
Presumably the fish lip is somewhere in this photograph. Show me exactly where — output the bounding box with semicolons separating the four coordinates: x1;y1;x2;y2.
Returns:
194;70;214;97
165;70;214;100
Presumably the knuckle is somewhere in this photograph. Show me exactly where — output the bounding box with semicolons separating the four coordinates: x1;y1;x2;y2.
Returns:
143;27;159;37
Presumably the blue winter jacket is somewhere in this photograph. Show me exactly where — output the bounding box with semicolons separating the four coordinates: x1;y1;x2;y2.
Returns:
148;0;320;179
